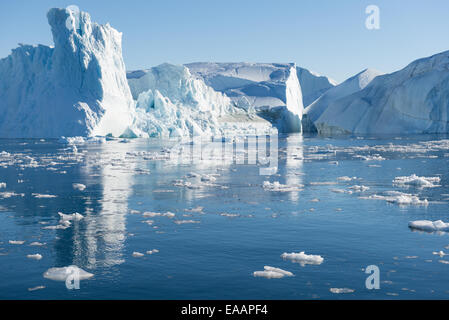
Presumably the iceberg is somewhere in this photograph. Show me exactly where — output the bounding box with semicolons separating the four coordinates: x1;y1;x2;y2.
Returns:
185;62;304;133
0;8;135;138
296;67;337;107
311;50;449;134
127;63;272;138
303;69;383;133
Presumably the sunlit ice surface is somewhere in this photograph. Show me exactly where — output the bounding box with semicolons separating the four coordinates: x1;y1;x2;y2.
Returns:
1;134;449;299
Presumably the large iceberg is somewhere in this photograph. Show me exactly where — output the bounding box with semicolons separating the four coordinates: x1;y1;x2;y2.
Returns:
310;50;449;135
185;62;304;133
296;67;337;107
127;63;272;138
302;68;383;133
0;8;135;138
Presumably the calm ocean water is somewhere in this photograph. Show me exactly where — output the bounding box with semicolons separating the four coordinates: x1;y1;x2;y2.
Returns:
1;134;449;299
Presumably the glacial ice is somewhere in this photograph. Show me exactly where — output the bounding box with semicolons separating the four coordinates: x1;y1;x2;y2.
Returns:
311;50;449;134
408;220;449;232
43;265;94;281
296;67;337;107
281;252;324;266
27;254;43;260
0;8;135;138
127;63;272;138
303;69;383;133
185;62;304;133
330;288;355;294
393;174;441;188
253;266;294;279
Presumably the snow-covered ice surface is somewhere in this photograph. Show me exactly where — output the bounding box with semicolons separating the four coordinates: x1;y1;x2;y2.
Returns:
0;8;135;138
1;134;449;299
185;62;304;133
310;51;449;135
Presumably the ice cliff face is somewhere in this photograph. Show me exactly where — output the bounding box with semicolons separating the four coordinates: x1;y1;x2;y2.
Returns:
185;62;304;133
303;68;383;133
312;51;449;135
0;8;134;138
127;63;272;138
296;67;337;107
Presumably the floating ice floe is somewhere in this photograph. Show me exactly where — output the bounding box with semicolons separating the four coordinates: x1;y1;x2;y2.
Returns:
174;220;201;225
29;242;45;247
28;285;45;292
408;220;449;232
361;191;428;206
58;212;84;222
281;252;324;266
262;181;303;192
142;212;175;218
348;185;370;192
185;206;204;213
337;176;357;181
43;266;94;281
433;251;447;257
132;252;145;258
0;183;6;188
146;249;159;255
354;154;386;161
9;240;25;245
72;183;86;191
253;266;294;279
0;192;25;198
393;174;441;188
220;213;240;218
330;288;355;294
27;254;43;260
32;193;57;199
439;260;449;265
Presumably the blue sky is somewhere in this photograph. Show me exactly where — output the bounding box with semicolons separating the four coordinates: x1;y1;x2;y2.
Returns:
1;0;448;82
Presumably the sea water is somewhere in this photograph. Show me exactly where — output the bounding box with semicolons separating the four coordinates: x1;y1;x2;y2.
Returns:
1;134;449;299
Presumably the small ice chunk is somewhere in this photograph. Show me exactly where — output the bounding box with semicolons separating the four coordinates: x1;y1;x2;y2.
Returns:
28;285;45;292
281;252;324;266
337;176;357;181
29;242;45;246
433;251;447;257
253;266;294;279
330;288;355;294
393;174;441;188
27;254;43;260
9;240;25;245
0;182;6;188
348;185;370;192
72;183;86;191
132;252;144;258
409;220;449;232
146;249;159;255
174;220;200;225
32;193;57;198
43;266;93;281
263;181;303;192
58;212;84;222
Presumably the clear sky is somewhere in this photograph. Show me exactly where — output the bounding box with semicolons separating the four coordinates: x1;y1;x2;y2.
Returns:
1;0;448;82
